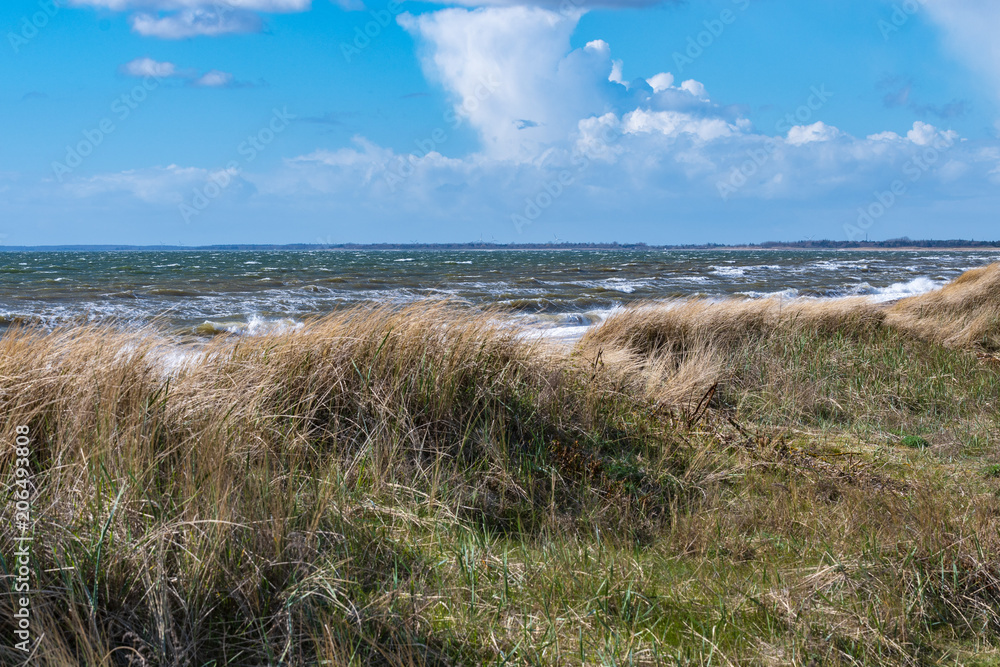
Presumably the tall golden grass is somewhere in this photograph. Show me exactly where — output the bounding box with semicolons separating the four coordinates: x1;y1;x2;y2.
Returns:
887;261;1000;350
585;262;1000;357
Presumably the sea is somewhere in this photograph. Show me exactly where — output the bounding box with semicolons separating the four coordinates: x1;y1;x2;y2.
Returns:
0;249;995;343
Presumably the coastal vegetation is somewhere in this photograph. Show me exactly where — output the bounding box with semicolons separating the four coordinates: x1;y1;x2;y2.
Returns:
2;265;1000;665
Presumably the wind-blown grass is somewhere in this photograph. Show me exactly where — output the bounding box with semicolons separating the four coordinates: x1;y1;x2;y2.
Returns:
0;271;999;665
887;261;1000;351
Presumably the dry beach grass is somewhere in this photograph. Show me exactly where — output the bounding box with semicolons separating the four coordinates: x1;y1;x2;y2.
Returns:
1;268;1000;665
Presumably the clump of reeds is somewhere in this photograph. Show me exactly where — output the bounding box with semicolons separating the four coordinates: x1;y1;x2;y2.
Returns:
581;296;886;357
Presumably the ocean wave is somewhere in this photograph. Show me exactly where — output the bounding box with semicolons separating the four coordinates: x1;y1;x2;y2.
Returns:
739;288;802;299
710;266;746;278
194;316;305;337
518;307;622;344
572;278;652;294
864;276;947;303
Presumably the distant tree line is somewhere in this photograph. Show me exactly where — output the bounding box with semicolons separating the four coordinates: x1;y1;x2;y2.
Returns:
2;238;999;252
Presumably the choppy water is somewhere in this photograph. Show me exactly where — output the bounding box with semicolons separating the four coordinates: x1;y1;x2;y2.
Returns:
0;249;995;341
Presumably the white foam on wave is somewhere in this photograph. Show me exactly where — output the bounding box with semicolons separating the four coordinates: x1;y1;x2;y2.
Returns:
519;306;624;345
194;315;305;337
812;258;880;271
739;288;802;300
865;276;947;303
574;278;652;294
710;266;746;277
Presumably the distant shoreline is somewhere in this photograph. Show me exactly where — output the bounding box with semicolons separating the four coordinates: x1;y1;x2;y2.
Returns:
2;240;1000;252
723;246;1000;252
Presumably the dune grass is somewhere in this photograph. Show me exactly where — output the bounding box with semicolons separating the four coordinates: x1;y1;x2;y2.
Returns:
1;270;1000;665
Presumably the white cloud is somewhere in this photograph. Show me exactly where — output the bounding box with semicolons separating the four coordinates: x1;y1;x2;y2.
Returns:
62;165;220;204
868;131;902;142
679;79;707;100
429;0;665;7
130;9;262;38
623;109;738;142
67;0;309;38
120;57;178;78
584;39;609;55
119;58;238;86
906;120;958;146
786;121;842;146
646;72;674;93
399;6;618;161
574;112;623;162
66;0;309;10
609;59;626;86
921;0;1000;105
907;120;937;146
193;69;234;87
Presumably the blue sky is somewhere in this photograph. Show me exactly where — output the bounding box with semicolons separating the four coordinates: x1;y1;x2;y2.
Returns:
2;0;999;245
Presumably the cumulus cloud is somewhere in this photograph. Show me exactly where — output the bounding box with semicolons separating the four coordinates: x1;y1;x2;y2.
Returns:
120;56;179;78
868;130;902;142
130;9;262;38
66;0;309;10
679;79;707;100
193;69;235;87
398;6;719;162
623;109;738;142
646;72;674;93
67;0;309;38
399;6;614;160
120;58;242;87
907;120;958;146
786;121;842;146
286;4;979;217
432;0;669;7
